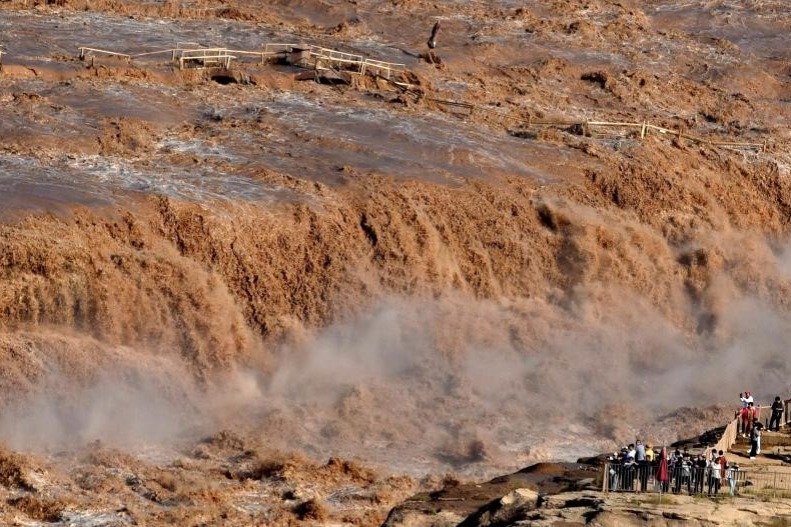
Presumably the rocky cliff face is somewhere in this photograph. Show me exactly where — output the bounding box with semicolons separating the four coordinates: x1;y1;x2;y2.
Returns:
387;489;791;527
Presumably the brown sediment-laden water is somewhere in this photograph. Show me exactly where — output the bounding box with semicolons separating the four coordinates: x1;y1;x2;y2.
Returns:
0;0;790;524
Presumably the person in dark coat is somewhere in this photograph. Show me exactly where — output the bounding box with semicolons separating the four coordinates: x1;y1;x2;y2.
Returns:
770;396;784;431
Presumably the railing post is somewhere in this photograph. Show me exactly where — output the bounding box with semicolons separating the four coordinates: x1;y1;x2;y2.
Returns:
603;463;609;492
773;472;778;499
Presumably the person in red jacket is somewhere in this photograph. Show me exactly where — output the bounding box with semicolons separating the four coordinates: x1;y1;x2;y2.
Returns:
718;450;727;488
741;405;752;437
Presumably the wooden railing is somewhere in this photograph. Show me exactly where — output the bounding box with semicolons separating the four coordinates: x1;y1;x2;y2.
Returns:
713;416;740;457
713;405;772;457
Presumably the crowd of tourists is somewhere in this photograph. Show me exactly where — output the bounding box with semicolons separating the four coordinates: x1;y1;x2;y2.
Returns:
607;443;740;496
606;391;788;496
737;392;786;458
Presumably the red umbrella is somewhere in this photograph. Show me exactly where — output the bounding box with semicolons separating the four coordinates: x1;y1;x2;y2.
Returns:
657;446;669;483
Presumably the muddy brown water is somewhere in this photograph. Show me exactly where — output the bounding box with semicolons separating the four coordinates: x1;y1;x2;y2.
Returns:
0;13;590;208
650;1;791;59
1;2;791;525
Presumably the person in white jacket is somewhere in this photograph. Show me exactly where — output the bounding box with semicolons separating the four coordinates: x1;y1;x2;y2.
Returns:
749;421;763;459
707;455;721;495
726;463;740;496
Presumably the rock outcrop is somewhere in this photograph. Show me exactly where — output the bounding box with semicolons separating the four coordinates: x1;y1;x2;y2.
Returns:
387;489;791;527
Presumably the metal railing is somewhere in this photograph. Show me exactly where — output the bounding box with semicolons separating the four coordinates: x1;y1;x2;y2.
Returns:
288;44;405;79
603;461;791;498
78;46;132;62
225;49;277;65
427;97;767;152
737;470;791;499
263;43;298;54
308;45;364;67
360;57;405;79
605;462;710;494
75;42;406;78
175;48;235;69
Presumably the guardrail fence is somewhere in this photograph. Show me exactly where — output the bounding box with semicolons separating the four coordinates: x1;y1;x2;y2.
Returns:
427;97;767;152
76;42;405;77
601;405;791;499
604;462;791;499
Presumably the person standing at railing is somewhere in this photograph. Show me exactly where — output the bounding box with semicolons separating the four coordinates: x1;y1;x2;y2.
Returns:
635;440;645;462
770;396;784;431
669;449;683;494
607;453;621;491
742;402;755;438
607;459;619;491
634;440;650;492
707;450;722;495
656;447;670;494
718;450;727;490
726;463;739;496
622;455;637;491
674;455;692;494
738;392;748;434
692;454;706;494
749;420;762;459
